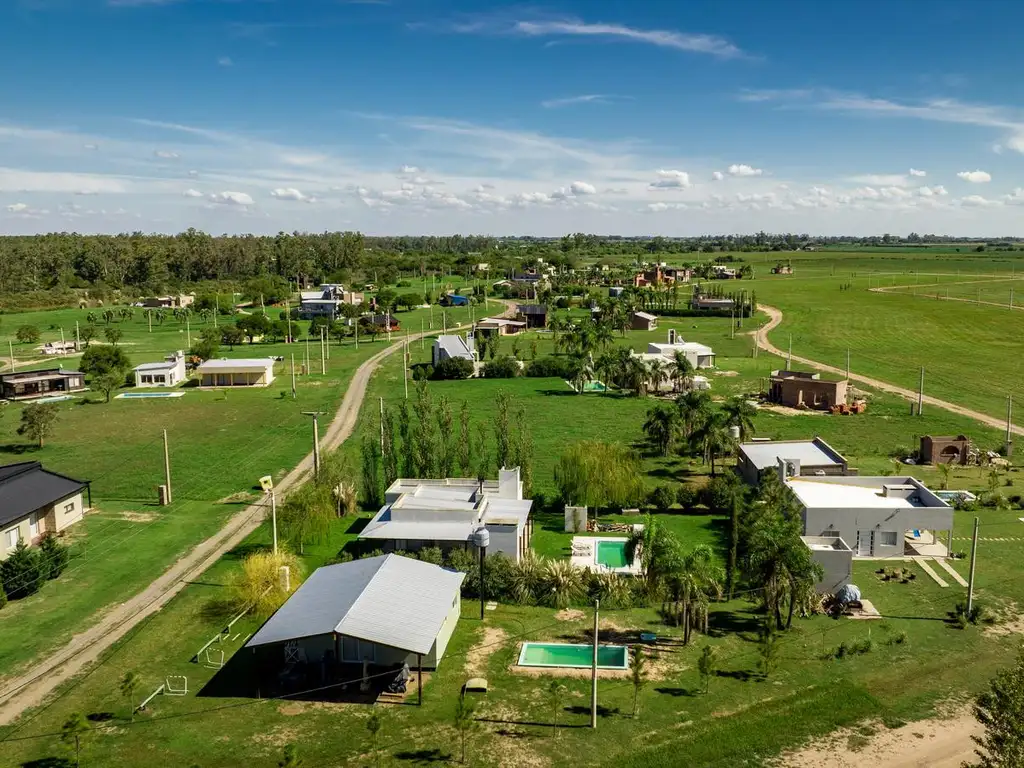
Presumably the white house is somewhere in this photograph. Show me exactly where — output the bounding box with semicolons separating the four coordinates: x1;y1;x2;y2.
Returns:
787;475;953;559
360;467;533;562
737;437;852;486
134;351;186;388
432;334;475;366
645;329;716;369
245;554;464;670
197;358;276;387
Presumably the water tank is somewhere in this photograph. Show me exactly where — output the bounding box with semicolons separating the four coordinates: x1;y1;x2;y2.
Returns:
729;425;741;440
472;526;490;549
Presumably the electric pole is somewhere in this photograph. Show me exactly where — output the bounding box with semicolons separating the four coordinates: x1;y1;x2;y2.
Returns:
320;327;326;375
186;316;191;349
290;353;296;399
76;320;81;351
1007;396;1014;458
162;429;172;504
917;367;924;416
305;334;310;375
8;339;13;373
270;489;278;555
846;348;850;381
301;412;325;476
591;599;600;729
404;339;409;400
967;517;980;615
787;335;792;370
285;300;292;342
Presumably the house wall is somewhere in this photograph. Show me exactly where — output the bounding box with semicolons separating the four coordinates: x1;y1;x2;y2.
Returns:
807;546;853;593
801;504;953;558
485;523;523;560
770;378;848;410
1;491;83;559
200;367;275;387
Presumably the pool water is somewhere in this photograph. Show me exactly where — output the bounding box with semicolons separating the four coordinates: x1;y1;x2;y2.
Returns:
596;540;629;569
35;395;75;403
116;391;185;399
564;380;608;393
518;642;628;669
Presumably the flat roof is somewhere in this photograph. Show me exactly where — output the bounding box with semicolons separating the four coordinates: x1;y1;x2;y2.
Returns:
135;360;178;372
739;438;845;471
787;476;947;510
648;341;715;356
197;358;275;370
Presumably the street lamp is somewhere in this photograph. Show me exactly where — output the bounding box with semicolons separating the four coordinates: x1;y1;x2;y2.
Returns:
472;525;489;620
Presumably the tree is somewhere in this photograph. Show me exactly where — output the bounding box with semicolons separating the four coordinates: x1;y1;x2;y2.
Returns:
493;390;512;470
434;357;474;380
412;381;436;477
361;429;384;508
546;679;565;738
453;694;477;763
630;645;648;717
38;531;69;580
675;390;712;444
366;712;382;768
458;400;472;476
61;712;91;768
553;441;646;513
190;337;220;361
758;618;779;678
643;403;680;457
397;400;414;478
277;483;332;555
236;313;272;343
691;410;736;476
1;538;43;599
93;371;123;403
970;646;1024;767
722;395;757;442
436;396;455;477
228;549;301;617
381;406;398;487
704;473;746;599
120;670;141;722
103;327;124;346
670;350;694;392
482;356;521;379
18;402;59;447
279;743;303;768
937;461;953;491
79;325;97;347
15;324;40;344
80;344;132;377
698;645;717;694
220;325;245;349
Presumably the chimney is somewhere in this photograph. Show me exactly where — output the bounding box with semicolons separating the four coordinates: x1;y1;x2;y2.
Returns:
777;457;800;482
498;467;522;500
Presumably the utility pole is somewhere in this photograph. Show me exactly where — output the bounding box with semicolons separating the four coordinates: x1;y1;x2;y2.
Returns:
186;316;191;349
354;320;359;350
75;321;81;352
1006;395;1014;458
301;411;324;476
7;339;13;373
320;327;326;375
214;295;219;328
787;335;792;369
430;303;434;330
846;348;851;381
967;517;980;615
270;489;278;555
285;300;292;342
404;339;409;399
1011;288;1015;310
148;311;152;333
917;367;925;416
305;334;310;375
591;599;600;729
420;319;425;351
290;353;296;399
730;307;735;339
162;429;172;504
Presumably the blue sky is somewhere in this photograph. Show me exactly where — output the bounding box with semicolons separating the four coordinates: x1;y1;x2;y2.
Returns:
2;0;1024;236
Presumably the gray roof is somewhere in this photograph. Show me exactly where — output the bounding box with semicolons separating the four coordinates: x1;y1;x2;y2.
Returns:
739;438;845;471
0;462;87;529
246;554;465;655
435;335;473;360
197;358;275;371
135;360;177;372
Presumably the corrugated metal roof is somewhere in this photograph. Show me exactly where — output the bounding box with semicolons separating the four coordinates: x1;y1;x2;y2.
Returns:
246;554;465;654
435;335;473;360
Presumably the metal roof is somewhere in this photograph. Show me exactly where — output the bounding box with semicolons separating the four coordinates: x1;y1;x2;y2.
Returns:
739;439;844;471
246;554;465;655
633;311;657;321
134;360;178;372
435;335;473;360
197;358;275;371
0;462;87;529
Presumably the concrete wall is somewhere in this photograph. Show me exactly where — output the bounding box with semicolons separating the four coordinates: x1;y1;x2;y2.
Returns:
770;377;848;410
1;491;83;560
801;504;953;558
803;537;853;593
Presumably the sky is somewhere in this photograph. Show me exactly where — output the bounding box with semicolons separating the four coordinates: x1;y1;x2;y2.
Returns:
2;0;1024;236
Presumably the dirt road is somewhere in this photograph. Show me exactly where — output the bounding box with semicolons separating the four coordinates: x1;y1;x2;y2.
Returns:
755;303;1022;436
0;331;426;724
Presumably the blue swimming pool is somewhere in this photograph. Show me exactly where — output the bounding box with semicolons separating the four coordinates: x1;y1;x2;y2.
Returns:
116;391;185;399
36;395;76;403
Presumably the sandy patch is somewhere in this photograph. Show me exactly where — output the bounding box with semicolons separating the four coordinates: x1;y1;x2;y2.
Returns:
554;609;585;622
713;369;740;377
466;626;508;677
779;705;980;768
118;511;156;522
759;403;826;417
218;491;259;505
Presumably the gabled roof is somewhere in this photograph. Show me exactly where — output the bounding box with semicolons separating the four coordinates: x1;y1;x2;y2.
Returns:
633;311;657;321
516;304;548;314
435;335;474;360
197;358;276;371
246;554;465;655
0;461;87;528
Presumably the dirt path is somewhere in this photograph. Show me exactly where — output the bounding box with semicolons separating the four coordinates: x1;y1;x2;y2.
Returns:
0;328;450;724
781;706;981;767
755;303;1023;436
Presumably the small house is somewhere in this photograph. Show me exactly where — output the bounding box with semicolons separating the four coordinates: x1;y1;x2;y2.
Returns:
710;265;737;279
691;295;735;311
246;554;464;671
737;437;853;486
474;317;526;337
196;358;276;387
630;311;658;331
365;314;400;331
432;334;475;366
1;461;89;559
645;330;716;369
769;370;847;411
134;351;186;388
608;286;624;298
141;294;194;309
0;368;86;400
515;304;548;329
37;341;78;356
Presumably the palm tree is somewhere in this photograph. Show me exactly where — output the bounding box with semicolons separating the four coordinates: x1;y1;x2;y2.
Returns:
567;354;593;394
744;509;821;629
667;544;724;644
722;395;757;442
647;359;667;394
691;411;735;476
594;321;614;350
670;350;694;393
937;461;952;491
643;403;679;456
621;356;650;397
675;390;712;444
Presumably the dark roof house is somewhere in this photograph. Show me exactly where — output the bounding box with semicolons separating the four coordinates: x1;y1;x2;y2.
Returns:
0;462;89;552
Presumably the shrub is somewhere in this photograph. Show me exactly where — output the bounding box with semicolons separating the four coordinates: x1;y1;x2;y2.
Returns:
1;540;43;600
482;356;520;379
525;356;574;378
676;485;698;510
433;357;474;380
648;485;676;512
886;629;908;646
227;550;302;618
417;546;444;566
413;364;434;381
0;584;6;610
38;533;70;580
15;325;41;344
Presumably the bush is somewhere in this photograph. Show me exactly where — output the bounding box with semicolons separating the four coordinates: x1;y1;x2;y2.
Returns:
228;550;302;618
433;357;474;380
413;364;434;381
1;540;43;600
676;485;698;510
0;584;6;610
648;485;676;512
38;532;69;580
525;356;574;378
482;356;520;379
417;546;444;566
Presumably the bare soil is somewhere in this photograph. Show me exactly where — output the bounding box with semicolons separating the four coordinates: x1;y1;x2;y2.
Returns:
466;626;508;677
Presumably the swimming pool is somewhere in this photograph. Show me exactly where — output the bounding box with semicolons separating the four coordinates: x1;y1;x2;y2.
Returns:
564;380;607;393
518;642;628;670
596;540;629;569
116;391;185;399
35;395;76;403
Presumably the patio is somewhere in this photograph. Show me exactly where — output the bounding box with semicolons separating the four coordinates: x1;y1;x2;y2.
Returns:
569;534;643;576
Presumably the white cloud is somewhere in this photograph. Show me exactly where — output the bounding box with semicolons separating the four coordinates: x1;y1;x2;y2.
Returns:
6;203;28;213
957;170;991;183
909;168;926;177
83;143;98;151
958;194;1001;207
0;168;126;194
188;169;199;177
727;163;762;177
1004;189;1024;205
217;56;234;67
847;173;910;186
399;165;420;174
570;180;596;195
917;185;948;197
541;94;621;109
711;171;724;181
208;191;253;206
270;187;312;202
649;169;691;189
182;189;204;198
154;150;180;160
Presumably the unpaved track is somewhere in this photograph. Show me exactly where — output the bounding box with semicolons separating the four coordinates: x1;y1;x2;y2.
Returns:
755;303;1023;436
0;329;443;725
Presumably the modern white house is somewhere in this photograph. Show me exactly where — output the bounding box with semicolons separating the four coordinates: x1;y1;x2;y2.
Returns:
737;437;852;486
787;475;953;559
1;461;89;559
432;333;475;366
133;351;186;388
359;467;533;561
246;554;464;670
196;358;276;387
297;284;364;320
645;329;716;369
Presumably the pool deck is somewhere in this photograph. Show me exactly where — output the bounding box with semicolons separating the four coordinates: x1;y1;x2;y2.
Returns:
569;534;643;576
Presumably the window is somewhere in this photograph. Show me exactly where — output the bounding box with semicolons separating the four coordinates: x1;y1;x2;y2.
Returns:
5;528;18;549
64;501;75;514
29;513;38;538
823;529;840;539
879;531;899;547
